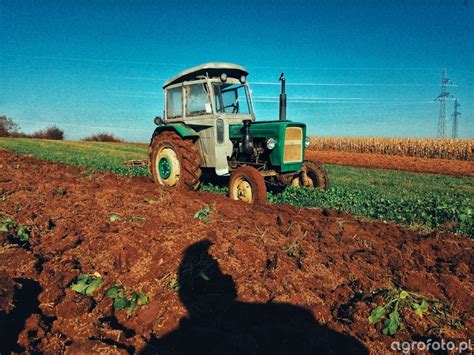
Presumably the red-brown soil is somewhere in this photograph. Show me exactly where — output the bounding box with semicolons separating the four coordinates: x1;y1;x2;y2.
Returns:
306;150;474;177
0;150;473;354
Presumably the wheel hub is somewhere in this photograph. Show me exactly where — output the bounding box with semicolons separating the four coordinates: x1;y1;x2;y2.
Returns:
235;179;253;203
158;157;172;179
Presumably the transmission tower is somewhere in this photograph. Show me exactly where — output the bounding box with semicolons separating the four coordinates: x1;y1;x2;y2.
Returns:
451;99;461;139
434;69;453;138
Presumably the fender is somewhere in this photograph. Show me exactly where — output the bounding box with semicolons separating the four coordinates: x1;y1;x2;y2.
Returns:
150;124;199;143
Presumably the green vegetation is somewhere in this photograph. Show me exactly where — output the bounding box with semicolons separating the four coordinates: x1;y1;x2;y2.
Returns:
105;285;149;316
70;274;104;295
369;288;462;335
0;137;148;176
1;137;473;236
109;213;145;222
268;185;473;236
194;205;213;222
0;218;30;242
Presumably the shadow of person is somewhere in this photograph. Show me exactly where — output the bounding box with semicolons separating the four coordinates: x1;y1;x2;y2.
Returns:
146;239;368;355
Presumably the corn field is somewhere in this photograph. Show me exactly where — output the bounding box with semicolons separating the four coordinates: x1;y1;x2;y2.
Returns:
309;137;474;161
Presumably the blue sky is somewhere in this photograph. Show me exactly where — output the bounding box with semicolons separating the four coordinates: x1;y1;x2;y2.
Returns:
1;0;473;141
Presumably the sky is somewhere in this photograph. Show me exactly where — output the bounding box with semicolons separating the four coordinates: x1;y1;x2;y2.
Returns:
1;0;473;142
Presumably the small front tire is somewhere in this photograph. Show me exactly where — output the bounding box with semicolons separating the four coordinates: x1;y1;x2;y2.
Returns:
229;166;267;204
291;160;330;190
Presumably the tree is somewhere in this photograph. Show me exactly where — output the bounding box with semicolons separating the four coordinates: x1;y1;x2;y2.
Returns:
31;126;64;140
0;116;20;137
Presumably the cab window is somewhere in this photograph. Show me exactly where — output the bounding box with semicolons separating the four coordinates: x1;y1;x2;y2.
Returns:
213;83;252;114
167;87;183;119
186;83;212;116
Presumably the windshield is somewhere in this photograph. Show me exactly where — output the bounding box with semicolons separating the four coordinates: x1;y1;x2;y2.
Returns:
213;83;253;115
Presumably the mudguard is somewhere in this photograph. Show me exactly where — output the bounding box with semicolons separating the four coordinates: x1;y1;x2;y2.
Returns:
151;124;199;141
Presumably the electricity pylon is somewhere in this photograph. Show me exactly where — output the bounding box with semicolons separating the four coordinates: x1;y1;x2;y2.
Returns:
434;69;453;138
451;99;461;139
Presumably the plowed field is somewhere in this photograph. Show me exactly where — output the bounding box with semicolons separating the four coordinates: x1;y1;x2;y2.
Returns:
1;150;473;354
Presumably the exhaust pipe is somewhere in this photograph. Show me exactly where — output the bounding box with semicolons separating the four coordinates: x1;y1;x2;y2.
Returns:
241;119;253;154
279;73;286;121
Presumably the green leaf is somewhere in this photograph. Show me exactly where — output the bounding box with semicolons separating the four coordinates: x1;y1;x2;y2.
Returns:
194;205;212;221
125;216;145;222
0;219;15;232
105;285;124;298
85;277;103;295
413;299;429;317
368;306;385;324
109;213;121;222
0;224;10;232
113;297;128;310
76;274;89;282
71;282;89;295
16;227;30;241
137;292;149;305
382;311;401;335
399;290;408;299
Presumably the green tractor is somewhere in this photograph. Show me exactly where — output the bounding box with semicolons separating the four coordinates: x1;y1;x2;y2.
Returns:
148;62;329;204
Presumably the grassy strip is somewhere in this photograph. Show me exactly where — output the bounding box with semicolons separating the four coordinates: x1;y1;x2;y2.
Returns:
0;138;148;176
1;138;473;236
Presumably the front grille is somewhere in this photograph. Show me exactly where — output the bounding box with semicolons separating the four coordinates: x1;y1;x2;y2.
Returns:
283;127;303;163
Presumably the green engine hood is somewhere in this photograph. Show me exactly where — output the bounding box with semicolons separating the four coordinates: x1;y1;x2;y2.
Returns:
229;120;306;172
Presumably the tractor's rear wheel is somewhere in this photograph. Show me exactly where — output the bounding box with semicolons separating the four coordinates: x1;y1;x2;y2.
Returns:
148;131;202;190
229;166;267;205
291;160;330;190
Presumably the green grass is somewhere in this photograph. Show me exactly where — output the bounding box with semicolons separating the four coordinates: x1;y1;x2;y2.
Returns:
1;137;473;236
0;138;148;176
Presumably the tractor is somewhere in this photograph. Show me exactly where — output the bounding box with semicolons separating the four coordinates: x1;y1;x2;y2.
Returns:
148;62;329;204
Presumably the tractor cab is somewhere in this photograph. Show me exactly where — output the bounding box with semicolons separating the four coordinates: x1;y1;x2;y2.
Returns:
162;62;254;121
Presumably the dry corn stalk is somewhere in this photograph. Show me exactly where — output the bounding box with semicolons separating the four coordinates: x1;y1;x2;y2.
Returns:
308;137;474;161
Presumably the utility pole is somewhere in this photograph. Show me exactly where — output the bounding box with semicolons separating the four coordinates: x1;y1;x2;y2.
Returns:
434;69;453;138
451;99;461;139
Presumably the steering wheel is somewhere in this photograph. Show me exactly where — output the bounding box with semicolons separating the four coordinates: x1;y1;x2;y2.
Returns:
224;100;239;113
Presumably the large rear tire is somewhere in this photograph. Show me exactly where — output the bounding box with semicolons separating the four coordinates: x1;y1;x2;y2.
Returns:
229;166;267;205
291;160;330;190
148;131;202;190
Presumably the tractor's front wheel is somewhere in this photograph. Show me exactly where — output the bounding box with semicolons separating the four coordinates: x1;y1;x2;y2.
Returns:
148;131;202;190
229;166;267;204
291;160;330;190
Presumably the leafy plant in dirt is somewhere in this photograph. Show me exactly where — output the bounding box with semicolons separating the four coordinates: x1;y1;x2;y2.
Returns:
105;285;149;317
125;216;145;222
160;272;180;291
0;218;30;241
70;273;104;295
194;205;213;222
109;213;122;222
109;213;145;222
368;287;463;336
200;183;228;195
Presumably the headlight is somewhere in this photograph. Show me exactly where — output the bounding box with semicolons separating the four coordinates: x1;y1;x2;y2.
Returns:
266;138;276;150
305;137;310;148
220;73;228;82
